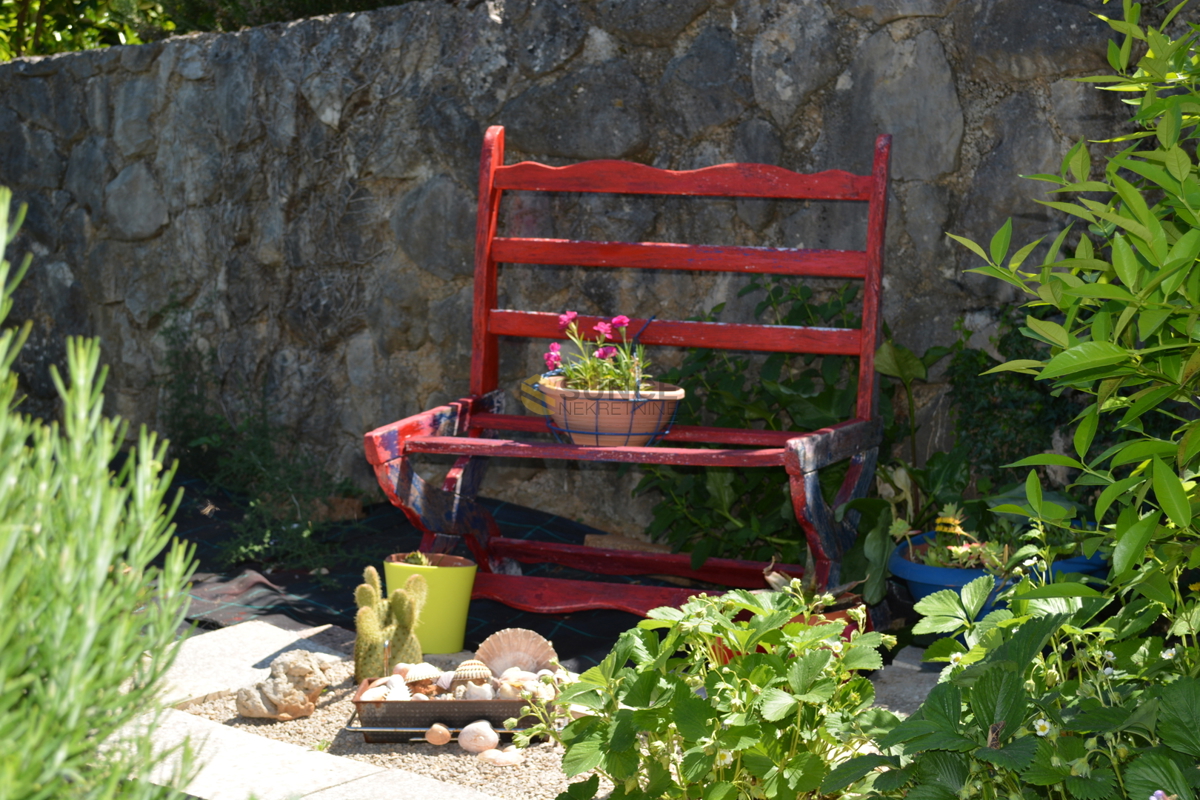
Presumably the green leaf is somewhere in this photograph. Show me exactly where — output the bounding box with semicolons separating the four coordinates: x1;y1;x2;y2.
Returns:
969;668;1027;744
785;752;827;793
1152;457;1192;529
1164;144;1192;182
1065;769;1117;800
561;722;607;777
961;575;995;621
1067;140;1091;182
946;232;991;264
981;359;1043;375
1111;234;1141;289
703;782;737;800
1159;678;1200;758
841;646;883;672
787;650;832;695
680;748;714;783
876;340;926;383
1015;582;1103;599
1006;453;1085;469
1158;102;1182;148
1026;316;1069;348
1112;511;1160;575
556;775;600;800
1039;341;1130;380
759;688;799;722
921;682;964;734
1062;283;1136;301
1125;751;1196;800
1023;739;1072;785
673;687;712;741
1074;405;1098;459
922;636;967;662
990;219;1014;265
821;755;897;793
1025;469;1043;516
975;737;1038;772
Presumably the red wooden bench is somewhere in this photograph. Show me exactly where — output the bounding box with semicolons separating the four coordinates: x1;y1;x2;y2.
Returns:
364;125;892;617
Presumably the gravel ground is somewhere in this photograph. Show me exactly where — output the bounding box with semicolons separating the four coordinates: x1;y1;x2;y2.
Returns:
185;658;609;800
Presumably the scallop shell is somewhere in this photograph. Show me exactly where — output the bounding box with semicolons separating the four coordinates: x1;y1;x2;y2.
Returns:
386;681;412;701
404;663;442;684
361;685;389;702
475;628;557;675
451;659;493;689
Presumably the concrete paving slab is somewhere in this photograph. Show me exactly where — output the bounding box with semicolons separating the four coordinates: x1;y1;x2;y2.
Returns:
303;768;501;800
870;645;941;717
143;709;498;800
161;621;346;708
148;708;383;800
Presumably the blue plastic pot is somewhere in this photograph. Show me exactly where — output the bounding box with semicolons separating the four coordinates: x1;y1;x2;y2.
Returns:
889;532;1109;611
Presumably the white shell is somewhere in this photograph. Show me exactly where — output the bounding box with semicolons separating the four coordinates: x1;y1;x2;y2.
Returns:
464;681;495;700
404;663;442;684
501;668;538;682
425;723;452;746
452;659;493;687
458;720;499;754
477;747;525;766
361;685;389;702
496;681;524;700
368;676;391;690
392;663;415;678
453;684;467;699
386;681;412;701
411;692;429;701
475;629;558;675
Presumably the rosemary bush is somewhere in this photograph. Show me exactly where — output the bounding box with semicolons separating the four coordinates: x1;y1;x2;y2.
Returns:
0;187;197;798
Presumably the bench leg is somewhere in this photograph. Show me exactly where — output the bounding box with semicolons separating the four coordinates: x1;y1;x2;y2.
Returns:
788;447;879;590
373;452;503;572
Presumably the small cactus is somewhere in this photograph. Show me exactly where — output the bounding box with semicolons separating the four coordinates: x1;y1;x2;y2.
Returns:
353;565;428;682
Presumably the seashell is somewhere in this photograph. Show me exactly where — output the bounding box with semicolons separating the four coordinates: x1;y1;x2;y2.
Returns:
404;663;442;684
411;692;429;701
386;681;411;701
464;681;495;700
436;670;455;691
475;629;558;675
361;685;389;702
453;684;467;699
496;681;524;700
501;668;538;683
425;723;452;746
436;693;455;701
534;681;557;703
392;663;415;679
368;676;391;690
458;720;499;754
452;659;493;689
477;747;525;766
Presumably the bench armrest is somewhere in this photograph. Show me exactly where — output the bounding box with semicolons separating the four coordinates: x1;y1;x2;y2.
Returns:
784;419;883;474
363;391;504;466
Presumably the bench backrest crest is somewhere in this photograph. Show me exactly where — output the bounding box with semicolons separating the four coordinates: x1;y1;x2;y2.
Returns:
470;125;891;423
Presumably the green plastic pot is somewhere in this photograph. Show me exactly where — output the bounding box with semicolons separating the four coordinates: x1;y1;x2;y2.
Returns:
382;553;477;654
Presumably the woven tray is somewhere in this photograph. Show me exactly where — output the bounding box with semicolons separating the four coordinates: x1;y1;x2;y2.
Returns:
348;680;540;743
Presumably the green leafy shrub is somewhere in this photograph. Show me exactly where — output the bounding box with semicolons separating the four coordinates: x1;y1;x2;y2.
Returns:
158;308;364;572
1;0;174;60
520;584;898;800
634;279;868;567
0;186;197;797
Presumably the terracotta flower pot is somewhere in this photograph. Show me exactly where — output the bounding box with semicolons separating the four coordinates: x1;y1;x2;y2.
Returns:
536;375;684;447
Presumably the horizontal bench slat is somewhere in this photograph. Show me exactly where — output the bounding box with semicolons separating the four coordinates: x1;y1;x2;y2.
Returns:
492;238;868;278
488;311;862;355
494;160;873;200
472;572;700;616
405;435;788;467
470;413;800;446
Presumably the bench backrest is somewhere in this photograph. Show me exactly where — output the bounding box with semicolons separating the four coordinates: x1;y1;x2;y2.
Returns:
470;125;891;423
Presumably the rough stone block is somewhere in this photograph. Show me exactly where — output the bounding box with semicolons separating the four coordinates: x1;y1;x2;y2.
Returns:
104;162;168;241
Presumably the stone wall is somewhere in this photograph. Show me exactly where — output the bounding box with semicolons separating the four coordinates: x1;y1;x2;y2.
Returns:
0;0;1123;534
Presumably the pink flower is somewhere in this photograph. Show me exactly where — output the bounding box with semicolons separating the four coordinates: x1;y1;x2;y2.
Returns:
544;342;562;370
558;311;578;331
593;321;613;340
611;315;631;328
594;346;617;360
